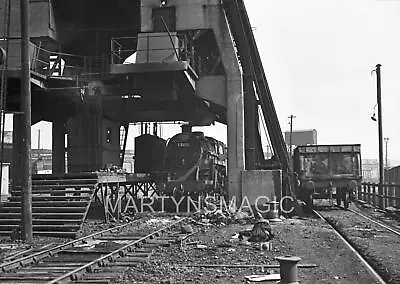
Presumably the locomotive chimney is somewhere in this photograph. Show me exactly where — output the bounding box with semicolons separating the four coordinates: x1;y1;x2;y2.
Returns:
181;124;192;133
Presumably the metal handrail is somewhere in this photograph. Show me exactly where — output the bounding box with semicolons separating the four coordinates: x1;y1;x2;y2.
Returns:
0;34;200;78
109;34;197;73
0;40;109;77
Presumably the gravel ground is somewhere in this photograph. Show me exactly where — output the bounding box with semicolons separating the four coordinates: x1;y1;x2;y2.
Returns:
0;213;148;263
0;235;66;262
1;208;394;284
112;214;379;283
319;203;400;284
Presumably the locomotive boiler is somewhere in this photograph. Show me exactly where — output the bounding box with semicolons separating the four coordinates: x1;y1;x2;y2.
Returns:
160;131;227;197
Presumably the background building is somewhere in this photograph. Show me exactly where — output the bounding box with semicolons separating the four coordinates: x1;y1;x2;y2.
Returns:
362;159;379;182
284;129;317;147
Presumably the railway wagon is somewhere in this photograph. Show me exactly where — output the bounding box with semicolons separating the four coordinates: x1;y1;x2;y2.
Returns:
293;144;362;209
135;134;167;173
160;131;227;197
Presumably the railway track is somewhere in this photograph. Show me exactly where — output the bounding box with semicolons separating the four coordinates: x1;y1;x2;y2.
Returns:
313;209;386;284
344;206;400;237
0;216;187;284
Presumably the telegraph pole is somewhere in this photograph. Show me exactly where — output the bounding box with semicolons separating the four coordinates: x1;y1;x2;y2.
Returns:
20;0;33;242
375;64;384;209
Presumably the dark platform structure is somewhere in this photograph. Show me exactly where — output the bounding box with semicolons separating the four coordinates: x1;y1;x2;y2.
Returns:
0;0;292;235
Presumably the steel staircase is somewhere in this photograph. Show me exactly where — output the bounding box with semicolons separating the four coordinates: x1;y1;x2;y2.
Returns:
0;173;98;238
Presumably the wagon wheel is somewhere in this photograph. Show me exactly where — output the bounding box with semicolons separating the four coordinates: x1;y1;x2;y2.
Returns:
343;191;350;209
336;187;342;206
213;169;218;190
304;194;314;212
172;184;185;201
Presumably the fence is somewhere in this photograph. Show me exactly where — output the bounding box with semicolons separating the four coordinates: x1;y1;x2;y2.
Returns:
358;182;400;209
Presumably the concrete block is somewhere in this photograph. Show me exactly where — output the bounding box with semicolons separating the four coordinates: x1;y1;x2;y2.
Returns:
241;170;282;206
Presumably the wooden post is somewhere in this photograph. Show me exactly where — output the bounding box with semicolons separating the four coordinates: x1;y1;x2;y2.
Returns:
373;184;377;207
383;184;386;209
375;64;384;209
390;184;394;207
20;0;32;242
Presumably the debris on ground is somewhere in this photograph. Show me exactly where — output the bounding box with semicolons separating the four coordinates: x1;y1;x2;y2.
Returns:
146;218;172;225
190;198;267;226
238;219;274;244
245;274;281;282
94;241;121;251
180;224;194;234
195;244;208;249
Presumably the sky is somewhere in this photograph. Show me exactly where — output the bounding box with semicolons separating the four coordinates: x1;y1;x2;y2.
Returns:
244;0;400;162
22;0;400;163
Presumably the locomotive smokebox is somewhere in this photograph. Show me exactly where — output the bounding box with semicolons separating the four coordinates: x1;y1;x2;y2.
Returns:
181;124;192;133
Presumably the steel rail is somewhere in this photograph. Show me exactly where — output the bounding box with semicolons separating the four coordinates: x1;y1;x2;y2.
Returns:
313;210;387;284
0;219;140;272
46;217;187;284
346;207;400;237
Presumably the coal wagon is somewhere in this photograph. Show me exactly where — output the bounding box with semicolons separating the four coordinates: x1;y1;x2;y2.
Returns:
293;144;362;209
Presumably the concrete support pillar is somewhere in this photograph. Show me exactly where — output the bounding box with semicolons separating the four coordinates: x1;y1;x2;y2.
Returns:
12;114;23;188
226;76;245;203
52;120;65;174
66;110;119;173
207;5;245;204
244;75;257;170
67;112;102;172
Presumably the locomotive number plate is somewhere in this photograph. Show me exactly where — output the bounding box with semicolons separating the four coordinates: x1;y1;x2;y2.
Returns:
177;142;190;147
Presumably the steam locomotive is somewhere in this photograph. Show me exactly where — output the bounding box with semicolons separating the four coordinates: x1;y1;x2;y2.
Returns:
134;131;227;197
162;131;227;196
